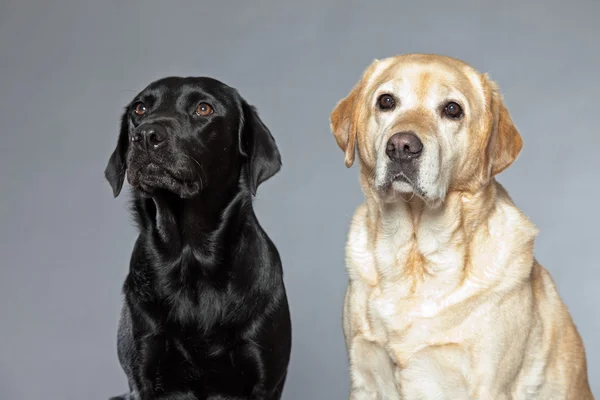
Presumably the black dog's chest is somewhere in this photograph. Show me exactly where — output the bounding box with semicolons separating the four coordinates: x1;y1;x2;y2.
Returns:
127;249;231;320
132;280;263;395
151;331;257;396
160;330;229;368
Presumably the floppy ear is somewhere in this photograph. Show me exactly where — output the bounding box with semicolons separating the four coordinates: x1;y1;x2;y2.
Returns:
330;82;361;168
486;79;523;177
238;102;282;196
104;110;130;197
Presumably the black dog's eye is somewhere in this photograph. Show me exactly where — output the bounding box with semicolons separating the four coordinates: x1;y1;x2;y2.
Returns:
133;102;146;116
195;103;213;117
443;102;463;119
377;94;396;110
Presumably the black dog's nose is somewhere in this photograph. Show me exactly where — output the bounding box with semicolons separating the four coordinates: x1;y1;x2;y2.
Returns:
132;124;167;149
386;131;423;162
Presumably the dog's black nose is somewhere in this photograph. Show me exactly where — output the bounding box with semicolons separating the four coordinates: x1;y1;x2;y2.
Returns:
386;132;423;162
132;124;167;149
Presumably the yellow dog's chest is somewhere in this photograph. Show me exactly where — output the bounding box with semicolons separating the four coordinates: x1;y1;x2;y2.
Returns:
365;284;455;362
350;243;469;364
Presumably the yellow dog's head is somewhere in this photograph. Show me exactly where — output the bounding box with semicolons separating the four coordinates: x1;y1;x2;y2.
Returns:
330;54;522;204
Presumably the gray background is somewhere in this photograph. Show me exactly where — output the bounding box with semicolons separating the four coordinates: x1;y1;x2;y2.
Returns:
0;0;598;398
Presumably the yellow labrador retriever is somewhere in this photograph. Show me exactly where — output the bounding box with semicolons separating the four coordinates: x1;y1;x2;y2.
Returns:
330;54;593;399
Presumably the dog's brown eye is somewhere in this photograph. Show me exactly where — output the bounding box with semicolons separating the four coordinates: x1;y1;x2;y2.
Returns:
134;102;146;116
443;102;463;119
195;103;213;116
377;94;395;110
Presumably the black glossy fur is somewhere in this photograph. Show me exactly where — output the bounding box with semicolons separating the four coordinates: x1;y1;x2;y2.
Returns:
104;77;291;400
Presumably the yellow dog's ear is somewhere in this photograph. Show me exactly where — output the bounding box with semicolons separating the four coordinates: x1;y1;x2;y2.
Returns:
330;81;362;168
484;76;524;177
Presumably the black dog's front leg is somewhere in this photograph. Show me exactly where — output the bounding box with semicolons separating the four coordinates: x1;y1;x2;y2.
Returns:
135;332;166;400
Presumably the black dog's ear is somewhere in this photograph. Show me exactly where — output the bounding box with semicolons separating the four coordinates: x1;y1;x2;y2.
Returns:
238;102;282;196
104;110;130;197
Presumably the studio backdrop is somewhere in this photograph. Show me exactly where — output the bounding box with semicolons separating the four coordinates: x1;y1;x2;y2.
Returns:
0;0;598;399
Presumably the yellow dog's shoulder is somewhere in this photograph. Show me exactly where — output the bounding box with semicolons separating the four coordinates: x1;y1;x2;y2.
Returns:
528;262;594;399
346;203;379;286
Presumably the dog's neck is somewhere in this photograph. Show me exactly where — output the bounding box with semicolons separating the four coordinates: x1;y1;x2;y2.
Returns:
138;185;251;269
362;178;539;291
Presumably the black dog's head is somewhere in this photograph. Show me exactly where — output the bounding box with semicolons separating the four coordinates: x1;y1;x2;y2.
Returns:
105;77;281;199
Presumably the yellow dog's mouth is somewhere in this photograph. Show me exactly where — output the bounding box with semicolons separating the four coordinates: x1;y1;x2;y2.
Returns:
376;170;427;200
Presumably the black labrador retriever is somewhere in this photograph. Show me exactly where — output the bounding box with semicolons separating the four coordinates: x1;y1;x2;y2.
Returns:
104;77;291;400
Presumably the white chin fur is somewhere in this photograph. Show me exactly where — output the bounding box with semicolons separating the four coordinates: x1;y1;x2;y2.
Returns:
392;180;414;193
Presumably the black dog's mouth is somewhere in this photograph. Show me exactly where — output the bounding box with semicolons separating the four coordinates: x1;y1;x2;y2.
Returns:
127;163;201;198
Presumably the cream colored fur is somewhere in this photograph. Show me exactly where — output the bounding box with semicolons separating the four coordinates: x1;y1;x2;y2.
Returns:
331;54;593;400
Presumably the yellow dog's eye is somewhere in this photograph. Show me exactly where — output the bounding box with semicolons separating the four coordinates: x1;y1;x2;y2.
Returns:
443;102;463;119
195;103;213;116
377;94;395;110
